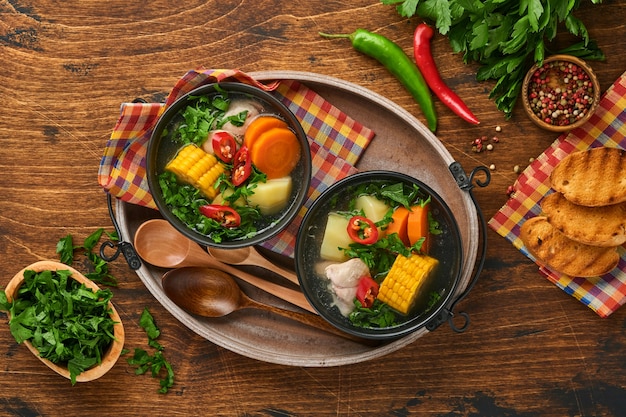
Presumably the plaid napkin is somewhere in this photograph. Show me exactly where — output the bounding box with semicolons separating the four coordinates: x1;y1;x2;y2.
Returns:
98;69;375;258
489;70;626;318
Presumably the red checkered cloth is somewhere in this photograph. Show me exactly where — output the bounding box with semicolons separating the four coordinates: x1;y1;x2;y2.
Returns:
489;70;626;318
98;69;375;257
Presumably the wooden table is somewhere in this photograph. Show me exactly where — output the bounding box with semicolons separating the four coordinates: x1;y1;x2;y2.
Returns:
1;1;625;415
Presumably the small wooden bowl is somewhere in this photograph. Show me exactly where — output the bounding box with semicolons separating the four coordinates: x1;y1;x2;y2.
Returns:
521;54;600;132
4;260;125;382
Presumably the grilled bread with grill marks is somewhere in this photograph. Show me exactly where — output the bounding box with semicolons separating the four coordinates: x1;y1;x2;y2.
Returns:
541;192;626;247
520;216;620;277
549;147;626;207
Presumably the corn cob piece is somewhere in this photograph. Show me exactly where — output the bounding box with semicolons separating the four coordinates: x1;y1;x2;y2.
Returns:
196;163;226;199
165;144;222;199
377;253;439;314
165;144;204;182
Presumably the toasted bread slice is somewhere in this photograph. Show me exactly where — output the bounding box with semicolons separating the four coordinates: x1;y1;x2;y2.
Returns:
549;147;626;207
541;192;626;247
520;216;620;277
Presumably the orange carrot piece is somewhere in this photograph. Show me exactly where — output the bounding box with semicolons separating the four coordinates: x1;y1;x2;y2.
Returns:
386;206;410;246
407;203;430;253
249;127;301;179
243;116;289;152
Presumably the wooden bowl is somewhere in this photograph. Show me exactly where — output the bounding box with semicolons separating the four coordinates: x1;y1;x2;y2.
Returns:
4;260;125;382
521;54;600;132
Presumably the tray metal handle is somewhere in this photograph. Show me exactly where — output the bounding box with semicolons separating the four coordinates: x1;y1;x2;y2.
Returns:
426;163;490;333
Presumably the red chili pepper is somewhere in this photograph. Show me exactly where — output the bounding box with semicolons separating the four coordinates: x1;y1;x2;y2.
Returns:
231;146;252;186
199;204;241;228
347;216;379;245
211;131;237;163
356;276;379;308
413;23;480;125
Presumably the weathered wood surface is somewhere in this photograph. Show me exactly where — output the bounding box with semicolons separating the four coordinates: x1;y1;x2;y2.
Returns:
1;0;625;415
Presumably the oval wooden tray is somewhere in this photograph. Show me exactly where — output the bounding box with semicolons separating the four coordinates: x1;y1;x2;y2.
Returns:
116;71;480;366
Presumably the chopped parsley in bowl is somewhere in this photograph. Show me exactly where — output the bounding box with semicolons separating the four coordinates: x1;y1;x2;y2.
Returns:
1;260;125;384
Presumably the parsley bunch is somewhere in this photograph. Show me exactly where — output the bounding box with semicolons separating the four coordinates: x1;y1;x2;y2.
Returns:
382;0;605;117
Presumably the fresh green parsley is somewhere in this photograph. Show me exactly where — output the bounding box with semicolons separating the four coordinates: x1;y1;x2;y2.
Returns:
381;0;605;117
0;269;117;385
56;228;118;286
127;308;174;394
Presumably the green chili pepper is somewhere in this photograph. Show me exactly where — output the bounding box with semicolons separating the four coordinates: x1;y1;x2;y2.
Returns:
320;29;437;132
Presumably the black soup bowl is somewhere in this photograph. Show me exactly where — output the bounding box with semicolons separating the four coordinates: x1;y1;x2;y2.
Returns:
295;171;464;340
147;82;312;248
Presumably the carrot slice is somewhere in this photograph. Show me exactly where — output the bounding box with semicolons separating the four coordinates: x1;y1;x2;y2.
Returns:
386;206;410;246
243;116;289;152
249;127;301;179
407;203;430;253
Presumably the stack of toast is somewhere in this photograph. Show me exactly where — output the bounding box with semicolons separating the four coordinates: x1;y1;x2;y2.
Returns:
520;147;626;278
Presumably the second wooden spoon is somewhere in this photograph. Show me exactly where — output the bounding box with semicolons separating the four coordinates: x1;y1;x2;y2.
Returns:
206;246;299;286
162;267;371;343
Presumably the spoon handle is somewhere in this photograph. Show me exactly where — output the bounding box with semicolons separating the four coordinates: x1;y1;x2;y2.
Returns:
247;298;376;344
255;258;299;286
219;262;315;314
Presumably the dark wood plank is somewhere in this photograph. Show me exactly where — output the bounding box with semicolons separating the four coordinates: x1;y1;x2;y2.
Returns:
1;0;625;415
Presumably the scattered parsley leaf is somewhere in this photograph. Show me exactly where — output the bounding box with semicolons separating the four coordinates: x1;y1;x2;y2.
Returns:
127;308;174;394
56;229;118;286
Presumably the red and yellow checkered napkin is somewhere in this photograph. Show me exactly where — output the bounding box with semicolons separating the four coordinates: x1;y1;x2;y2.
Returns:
98;69;375;257
489;70;626;318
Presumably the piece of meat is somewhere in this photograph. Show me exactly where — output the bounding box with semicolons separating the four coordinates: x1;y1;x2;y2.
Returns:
324;258;369;288
221;99;264;137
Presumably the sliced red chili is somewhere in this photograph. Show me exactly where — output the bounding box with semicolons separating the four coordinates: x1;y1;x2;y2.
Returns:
347;216;379;245
199;204;241;228
210;131;237;163
356;276;379;308
231;146;252;186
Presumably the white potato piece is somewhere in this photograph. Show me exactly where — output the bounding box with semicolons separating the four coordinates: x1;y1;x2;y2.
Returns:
247;176;292;215
319;214;352;262
355;195;390;222
354;195;390;237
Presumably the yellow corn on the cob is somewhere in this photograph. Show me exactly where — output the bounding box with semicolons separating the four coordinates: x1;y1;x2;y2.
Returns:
196;163;226;199
377;253;439;314
165;144;222;199
166;144;204;181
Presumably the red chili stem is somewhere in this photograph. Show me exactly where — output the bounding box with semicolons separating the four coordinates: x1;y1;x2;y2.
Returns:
413;23;480;125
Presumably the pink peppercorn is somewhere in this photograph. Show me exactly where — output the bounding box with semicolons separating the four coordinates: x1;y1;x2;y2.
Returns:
527;59;595;126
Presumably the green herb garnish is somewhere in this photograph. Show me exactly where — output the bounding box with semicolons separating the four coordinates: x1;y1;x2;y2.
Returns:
56;228;118;286
127;308;174;394
349;299;398;328
158;170;263;242
382;0;605;117
0;269;117;385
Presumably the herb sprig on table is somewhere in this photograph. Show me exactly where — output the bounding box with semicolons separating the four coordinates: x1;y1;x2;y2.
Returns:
127;308;175;394
382;0;605;117
56;228;118;286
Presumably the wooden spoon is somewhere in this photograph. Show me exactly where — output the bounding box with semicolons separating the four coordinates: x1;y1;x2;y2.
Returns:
206;246;299;286
161;267;371;343
133;219;315;313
